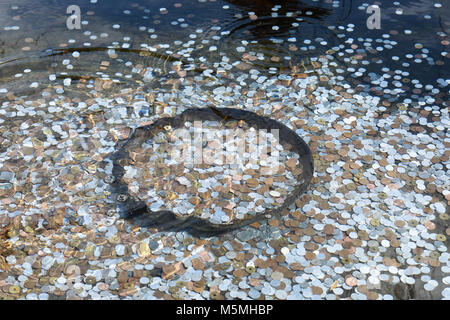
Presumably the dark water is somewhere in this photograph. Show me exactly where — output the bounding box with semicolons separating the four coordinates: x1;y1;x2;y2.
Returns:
0;0;448;105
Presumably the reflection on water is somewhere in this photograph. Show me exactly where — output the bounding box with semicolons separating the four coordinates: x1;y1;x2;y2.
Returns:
0;0;448;300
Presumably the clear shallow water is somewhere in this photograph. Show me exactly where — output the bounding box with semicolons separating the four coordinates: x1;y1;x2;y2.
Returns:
0;0;448;300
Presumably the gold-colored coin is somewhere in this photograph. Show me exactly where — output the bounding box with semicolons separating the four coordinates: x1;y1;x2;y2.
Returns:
210;291;220;300
9;285;21;294
408;219;419;227
137;242;151;257
317;118;326;125
405;180;415;187
24;226;34;234
370;218;380;227
169;286;179;294
430;251;440;259
378;192;387;199
124;282;135;290
85;276;97;285
341;257;352;264
245;265;255;274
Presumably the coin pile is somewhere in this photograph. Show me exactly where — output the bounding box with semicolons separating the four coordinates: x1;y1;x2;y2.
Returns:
0;0;448;301
121;119;305;225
